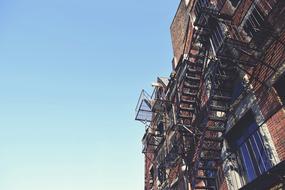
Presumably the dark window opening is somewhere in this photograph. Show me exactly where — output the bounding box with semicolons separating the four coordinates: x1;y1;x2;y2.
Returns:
228;0;241;7
243;7;265;37
150;167;154;182
227;111;272;183
243;6;269;47
158;165;166;183
231;77;245;102
273;74;285;105
157;122;164;135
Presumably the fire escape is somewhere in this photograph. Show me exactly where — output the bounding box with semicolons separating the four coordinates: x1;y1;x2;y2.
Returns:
135;0;285;189
187;0;267;189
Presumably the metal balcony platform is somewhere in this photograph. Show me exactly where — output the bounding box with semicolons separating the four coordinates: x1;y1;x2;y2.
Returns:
135;90;153;123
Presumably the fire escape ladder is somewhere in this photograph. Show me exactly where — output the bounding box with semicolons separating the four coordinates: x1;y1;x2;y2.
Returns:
177;41;207;129
193;0;220;28
187;1;257;189
190;61;234;190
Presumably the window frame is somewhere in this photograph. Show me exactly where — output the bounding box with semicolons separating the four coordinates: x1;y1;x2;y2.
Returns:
227;111;272;184
242;5;269;47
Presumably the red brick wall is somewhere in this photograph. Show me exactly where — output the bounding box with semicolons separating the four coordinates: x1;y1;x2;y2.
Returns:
170;1;189;67
264;108;285;161
168;164;181;186
227;0;285;163
219;178;228;190
252;31;285;91
144;153;154;190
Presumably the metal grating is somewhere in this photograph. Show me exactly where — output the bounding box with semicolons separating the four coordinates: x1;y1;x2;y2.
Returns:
135;90;153;123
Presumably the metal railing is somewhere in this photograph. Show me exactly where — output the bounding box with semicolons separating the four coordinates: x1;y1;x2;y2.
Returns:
135;90;153;123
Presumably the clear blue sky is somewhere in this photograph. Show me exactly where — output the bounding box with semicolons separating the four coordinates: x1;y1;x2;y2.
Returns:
0;0;178;190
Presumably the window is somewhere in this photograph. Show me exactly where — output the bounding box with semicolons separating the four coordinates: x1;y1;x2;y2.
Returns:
158;165;166;183
243;6;271;47
149;166;154;187
157;122;164;135
243;7;265;38
227;111;272;183
231;77;244;102
274;74;285;105
211;22;226;52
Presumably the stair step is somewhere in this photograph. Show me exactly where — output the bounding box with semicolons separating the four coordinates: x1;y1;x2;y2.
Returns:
177;124;193;129
212;95;231;101
193;36;208;43
202;147;222;152
191;63;204;68
193;29;209;37
209;105;228;112
182;91;198;97
179;114;193;120
178;127;195;135
206;126;225;132
191;45;200;51
208;116;227;122
194;21;209;29
198;166;218;171
187;68;202;74
196;176;216;180
204;137;223;142
180;106;196;112
195;186;216;190
184;83;199;89
181;99;197;104
185;60;204;67
186;75;201;81
189;53;205;60
193;35;207;41
200;156;221;161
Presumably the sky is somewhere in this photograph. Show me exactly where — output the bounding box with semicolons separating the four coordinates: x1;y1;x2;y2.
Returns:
0;0;178;190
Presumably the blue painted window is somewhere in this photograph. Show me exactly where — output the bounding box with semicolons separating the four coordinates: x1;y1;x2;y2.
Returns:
227;111;272;183
239;144;256;181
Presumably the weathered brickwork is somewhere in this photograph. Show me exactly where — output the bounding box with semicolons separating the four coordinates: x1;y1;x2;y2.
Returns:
170;1;189;68
266;109;285;160
137;0;285;190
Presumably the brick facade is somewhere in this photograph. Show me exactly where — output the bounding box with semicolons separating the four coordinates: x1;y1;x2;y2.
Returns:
137;0;285;189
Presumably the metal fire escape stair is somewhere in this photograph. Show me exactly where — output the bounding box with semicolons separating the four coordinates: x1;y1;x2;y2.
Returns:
177;44;206;127
189;3;226;188
189;51;235;190
176;33;209;159
188;19;258;187
195;186;216;190
184;82;200;89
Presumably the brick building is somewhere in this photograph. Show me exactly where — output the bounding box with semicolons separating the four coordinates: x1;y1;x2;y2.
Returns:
135;0;285;189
